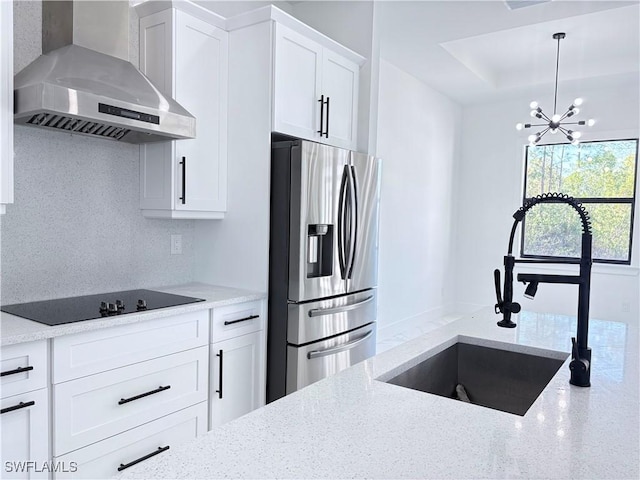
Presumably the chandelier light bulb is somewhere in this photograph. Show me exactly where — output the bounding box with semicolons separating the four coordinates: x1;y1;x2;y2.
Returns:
530;101;538;109
571;139;580;145
573;108;580;115
552;114;561;122
530;110;538;118
528;134;537;143
587;119;595;127
574;98;583;106
573;131;582;139
516;123;524;131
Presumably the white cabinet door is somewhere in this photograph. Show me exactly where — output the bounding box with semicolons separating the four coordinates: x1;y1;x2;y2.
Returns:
272;22;359;150
139;9;228;219
53;346;208;455
209;331;265;429
54;402;207;480
273;23;322;142
1;389;49;480
1;341;48;399
0;0;14;215
321;49;359;150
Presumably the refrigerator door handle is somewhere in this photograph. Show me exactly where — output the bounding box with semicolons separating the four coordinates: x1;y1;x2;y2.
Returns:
337;165;349;279
347;165;358;278
307;295;374;317
307;329;374;359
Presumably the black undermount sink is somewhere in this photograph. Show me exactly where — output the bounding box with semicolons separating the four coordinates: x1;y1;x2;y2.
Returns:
385;341;569;416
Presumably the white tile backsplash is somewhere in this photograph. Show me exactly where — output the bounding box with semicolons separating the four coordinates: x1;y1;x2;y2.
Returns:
1;128;196;304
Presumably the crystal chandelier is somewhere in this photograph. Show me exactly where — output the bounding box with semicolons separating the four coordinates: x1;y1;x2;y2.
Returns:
516;33;595;146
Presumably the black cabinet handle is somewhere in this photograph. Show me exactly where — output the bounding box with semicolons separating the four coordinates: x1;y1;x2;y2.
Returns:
1;366;34;377
324;96;330;138
317;95;325;135
1;401;35;415
179;156;186;205
118;385;171;405
224;314;259;326
215;350;223;399
318;95;330;137
117;446;170;472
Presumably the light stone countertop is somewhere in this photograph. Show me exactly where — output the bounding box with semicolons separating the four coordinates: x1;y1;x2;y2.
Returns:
119;307;639;479
0;283;265;346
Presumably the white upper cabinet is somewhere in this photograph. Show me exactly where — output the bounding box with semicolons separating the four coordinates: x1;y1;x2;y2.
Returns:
139;8;228;219
273;23;359;150
0;0;14;215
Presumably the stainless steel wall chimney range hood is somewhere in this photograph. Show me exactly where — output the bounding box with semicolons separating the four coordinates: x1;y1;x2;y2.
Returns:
14;1;195;144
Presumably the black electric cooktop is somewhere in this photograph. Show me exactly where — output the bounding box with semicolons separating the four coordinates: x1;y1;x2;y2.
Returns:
0;289;205;326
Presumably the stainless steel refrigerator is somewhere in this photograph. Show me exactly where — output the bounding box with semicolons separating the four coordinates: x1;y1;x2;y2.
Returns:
267;137;381;403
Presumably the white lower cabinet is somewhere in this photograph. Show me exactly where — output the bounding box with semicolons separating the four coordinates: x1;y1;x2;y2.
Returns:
53;402;207;479
47;311;211;478
1;388;49;480
209;330;264;429
53;346;208;455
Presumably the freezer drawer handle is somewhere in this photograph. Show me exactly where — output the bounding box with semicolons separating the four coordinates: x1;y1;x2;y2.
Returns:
117;446;170;472
118;385;171;405
308;295;374;317
1;365;34;377
1;401;35;415
307;330;374;359
224;314;259;326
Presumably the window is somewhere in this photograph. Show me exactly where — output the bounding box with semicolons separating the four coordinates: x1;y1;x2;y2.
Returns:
522;139;638;265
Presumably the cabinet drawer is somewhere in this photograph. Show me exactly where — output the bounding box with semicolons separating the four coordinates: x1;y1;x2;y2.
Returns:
211;301;264;342
1;340;47;398
53;310;209;383
1;388;49;480
54;402;207;479
53;346;208;455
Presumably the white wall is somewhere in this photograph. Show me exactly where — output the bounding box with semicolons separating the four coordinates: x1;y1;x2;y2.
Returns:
375;59;461;331
194;0;293;18
455;80;640;324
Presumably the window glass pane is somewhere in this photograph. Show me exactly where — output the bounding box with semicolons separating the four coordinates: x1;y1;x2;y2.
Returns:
522;202;632;262
589;203;632;262
523;203;582;258
525;140;637;198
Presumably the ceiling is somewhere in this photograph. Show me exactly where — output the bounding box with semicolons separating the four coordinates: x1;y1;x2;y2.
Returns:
375;0;640;105
196;1;640;106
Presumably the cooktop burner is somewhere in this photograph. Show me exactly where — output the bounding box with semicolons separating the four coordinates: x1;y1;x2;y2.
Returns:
0;289;205;326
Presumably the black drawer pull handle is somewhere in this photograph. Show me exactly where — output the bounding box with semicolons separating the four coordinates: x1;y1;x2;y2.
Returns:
224;314;259;326
325;96;330;138
179;156;186;205
1;366;34;377
118;385;171;405
317;95;325;135
117;446;170;472
1;401;35;415
215;349;223;399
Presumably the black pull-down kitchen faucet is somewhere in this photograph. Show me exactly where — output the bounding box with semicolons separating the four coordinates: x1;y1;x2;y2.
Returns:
494;193;593;387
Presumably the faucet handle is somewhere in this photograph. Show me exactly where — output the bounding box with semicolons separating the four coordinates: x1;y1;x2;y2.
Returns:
494;269;503;313
571;337;579;360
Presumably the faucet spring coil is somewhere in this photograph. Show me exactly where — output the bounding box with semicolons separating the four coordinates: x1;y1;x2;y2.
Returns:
514;192;592;235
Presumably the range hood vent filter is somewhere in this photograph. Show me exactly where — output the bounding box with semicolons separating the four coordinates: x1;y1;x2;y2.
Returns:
26;113;131;141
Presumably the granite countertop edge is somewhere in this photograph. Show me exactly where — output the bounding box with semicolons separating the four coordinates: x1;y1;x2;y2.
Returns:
0;283;266;346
